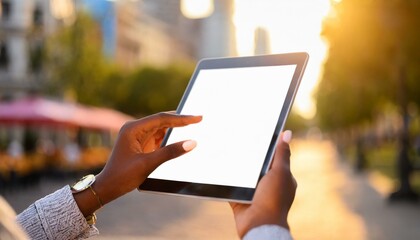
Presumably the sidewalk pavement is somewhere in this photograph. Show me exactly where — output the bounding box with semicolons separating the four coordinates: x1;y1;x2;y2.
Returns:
289;139;420;240
4;139;420;239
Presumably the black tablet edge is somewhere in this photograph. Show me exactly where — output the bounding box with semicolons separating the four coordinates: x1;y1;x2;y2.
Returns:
257;52;309;181
197;52;309;70
140;178;255;202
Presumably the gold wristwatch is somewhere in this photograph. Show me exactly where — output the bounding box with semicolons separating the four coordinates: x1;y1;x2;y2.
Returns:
71;174;103;225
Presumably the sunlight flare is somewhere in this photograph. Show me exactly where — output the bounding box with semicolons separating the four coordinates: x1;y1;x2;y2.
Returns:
233;0;331;118
181;0;214;19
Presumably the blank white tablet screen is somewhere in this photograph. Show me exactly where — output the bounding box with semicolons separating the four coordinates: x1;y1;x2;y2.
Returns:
149;64;297;188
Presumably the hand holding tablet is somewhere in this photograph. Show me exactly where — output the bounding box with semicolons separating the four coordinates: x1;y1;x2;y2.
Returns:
230;130;297;237
139;52;308;202
13;53;307;239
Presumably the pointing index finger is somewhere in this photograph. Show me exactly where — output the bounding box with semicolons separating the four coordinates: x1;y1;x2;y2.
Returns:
142;112;202;129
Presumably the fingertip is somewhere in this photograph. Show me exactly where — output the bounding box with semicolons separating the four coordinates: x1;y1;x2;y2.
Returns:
182;140;197;152
282;130;292;144
193;115;203;122
176;114;203;124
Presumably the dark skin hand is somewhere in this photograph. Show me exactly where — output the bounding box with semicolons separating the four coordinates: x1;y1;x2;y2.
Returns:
230;131;297;238
73;112;202;217
73;113;296;238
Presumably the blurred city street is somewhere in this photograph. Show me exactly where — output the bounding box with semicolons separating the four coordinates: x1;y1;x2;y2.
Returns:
4;139;420;240
2;0;420;239
288;139;420;240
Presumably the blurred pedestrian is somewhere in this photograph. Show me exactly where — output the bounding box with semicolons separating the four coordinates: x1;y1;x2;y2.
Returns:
0;197;27;240
6;140;23;189
7;140;23;159
64;141;80;163
415;135;420;156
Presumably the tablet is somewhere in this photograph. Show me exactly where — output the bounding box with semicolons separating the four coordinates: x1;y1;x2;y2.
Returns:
139;52;308;203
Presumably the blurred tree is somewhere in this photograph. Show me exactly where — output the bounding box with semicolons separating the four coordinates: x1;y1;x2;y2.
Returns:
317;0;420;200
44;11;112;106
113;64;195;116
43;11;195;117
317;0;388;130
284;110;310;134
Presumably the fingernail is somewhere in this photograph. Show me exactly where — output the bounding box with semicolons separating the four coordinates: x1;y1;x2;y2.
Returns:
182;140;197;151
282;130;292;143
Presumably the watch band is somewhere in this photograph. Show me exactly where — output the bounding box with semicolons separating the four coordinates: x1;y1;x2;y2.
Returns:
88;185;103;208
71;174;103;225
71;174;103;208
86;213;97;225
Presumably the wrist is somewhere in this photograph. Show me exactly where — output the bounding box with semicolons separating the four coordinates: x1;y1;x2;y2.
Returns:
93;172;126;206
71;174;105;217
72;187;101;217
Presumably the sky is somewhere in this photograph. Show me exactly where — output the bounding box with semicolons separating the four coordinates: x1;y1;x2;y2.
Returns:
81;0;116;58
82;0;331;119
233;0;331;119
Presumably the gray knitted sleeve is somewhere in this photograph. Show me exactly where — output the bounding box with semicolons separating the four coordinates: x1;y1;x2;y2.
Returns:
243;225;293;240
16;185;99;239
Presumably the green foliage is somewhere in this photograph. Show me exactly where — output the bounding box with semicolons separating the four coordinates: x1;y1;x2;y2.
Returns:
354;141;420;193
316;0;420;131
110;64;195;116
44;12;112;106
42;11;195;117
284;110;310;133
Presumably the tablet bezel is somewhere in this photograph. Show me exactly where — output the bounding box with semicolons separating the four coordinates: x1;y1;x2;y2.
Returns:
139;52;308;203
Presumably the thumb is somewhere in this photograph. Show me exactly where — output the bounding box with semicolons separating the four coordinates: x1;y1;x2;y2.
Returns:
142;140;197;171
271;131;292;171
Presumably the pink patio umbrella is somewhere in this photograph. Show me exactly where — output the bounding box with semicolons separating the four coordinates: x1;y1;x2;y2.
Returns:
71;105;134;131
0;97;133;132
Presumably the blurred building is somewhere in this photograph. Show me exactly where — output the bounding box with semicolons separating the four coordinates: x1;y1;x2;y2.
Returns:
142;0;237;59
81;0;237;68
0;0;238;99
114;0;194;68
80;0;197;69
141;0;200;60
197;0;237;58
254;27;271;55
0;0;75;154
0;0;75;100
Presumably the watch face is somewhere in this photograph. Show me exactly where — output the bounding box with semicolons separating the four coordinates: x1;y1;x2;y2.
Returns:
72;174;95;192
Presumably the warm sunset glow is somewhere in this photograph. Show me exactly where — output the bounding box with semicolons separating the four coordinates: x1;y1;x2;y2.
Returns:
233;0;331;119
50;0;75;23
181;0;214;19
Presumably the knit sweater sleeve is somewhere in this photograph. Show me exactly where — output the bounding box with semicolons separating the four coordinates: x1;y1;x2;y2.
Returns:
16;185;99;239
243;225;293;240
